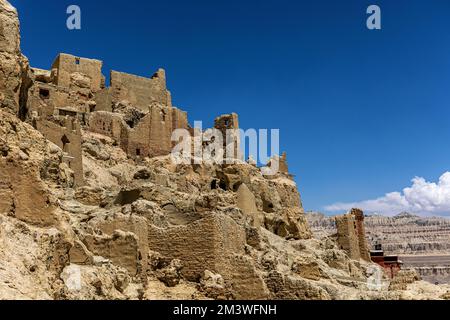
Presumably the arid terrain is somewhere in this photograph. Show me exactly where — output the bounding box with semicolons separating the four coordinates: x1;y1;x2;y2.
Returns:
306;212;450;284
1;0;450;300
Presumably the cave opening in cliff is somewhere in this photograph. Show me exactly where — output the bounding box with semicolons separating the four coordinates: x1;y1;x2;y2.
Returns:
115;189;141;206
262;199;274;213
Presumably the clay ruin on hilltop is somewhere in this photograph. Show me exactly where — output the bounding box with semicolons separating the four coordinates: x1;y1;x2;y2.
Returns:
25;53;245;186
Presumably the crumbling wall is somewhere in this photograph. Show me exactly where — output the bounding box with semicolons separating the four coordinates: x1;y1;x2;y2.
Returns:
89;111;127;143
133;104;173;157
279;152;289;174
93;87;112;112
335;208;370;261
148;213;268;298
26;83;59;118
83;231;141;275
51;53;103;92
148;214;244;280
25;52;190;164
89;214;149;271
27;68;95;125
36;117;84;186
90;107;175;159
27;83;81;118
214;113;240;160
351;208;371;261
110;69;171;110
128;103;190;158
335;213;360;260
171;107;188;132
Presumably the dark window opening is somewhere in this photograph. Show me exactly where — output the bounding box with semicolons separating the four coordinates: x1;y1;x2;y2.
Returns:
89;105;96;112
75;58;80;65
61;134;70;152
136;148;141;156
219;180;227;190
39;88;50;99
211;180;217;190
126;120;135;128
161;110;166;122
114;189;141;206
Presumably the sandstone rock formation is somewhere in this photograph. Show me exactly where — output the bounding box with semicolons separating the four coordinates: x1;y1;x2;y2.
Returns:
1;0;449;299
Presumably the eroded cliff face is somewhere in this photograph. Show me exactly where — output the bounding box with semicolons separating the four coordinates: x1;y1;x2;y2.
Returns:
364;213;450;255
0;111;72;299
307;212;450;255
0;0;30;116
307;212;450;285
1;0;450;300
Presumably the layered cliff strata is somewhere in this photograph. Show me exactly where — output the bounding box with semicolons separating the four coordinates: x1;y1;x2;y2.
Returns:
307;212;450;255
307;212;450;285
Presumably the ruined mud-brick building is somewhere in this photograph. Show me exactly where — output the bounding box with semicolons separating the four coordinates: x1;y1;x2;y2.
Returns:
335;208;371;261
24;53;241;185
1;0;322;299
8;0;444;300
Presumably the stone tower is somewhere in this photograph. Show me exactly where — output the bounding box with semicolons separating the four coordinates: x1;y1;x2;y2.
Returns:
335;208;370;261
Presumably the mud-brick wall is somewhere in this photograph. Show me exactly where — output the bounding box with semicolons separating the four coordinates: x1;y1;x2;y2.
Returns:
110;70;170;110
52;53;103;92
147;214;246;281
335;214;361;260
36;118;84;186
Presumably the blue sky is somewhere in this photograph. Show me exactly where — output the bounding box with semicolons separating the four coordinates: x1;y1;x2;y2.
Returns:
10;0;450;215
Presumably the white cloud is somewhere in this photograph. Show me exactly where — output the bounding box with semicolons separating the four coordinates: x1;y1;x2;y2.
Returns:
324;172;450;216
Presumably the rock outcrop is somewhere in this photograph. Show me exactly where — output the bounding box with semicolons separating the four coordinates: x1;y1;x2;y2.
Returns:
0;0;30;116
